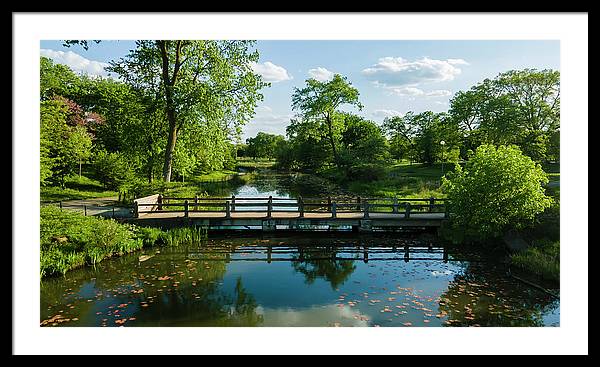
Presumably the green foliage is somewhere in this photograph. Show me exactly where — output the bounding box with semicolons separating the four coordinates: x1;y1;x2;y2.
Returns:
339;113;389;166
442;144;553;240
511;240;559;282
292;74;363;167
40;174;118;202
345;163;387;182
40;205;144;277
40;205;208;278
245;132;285;159
448;68;560;163
92;150;136;191
40;99;94;187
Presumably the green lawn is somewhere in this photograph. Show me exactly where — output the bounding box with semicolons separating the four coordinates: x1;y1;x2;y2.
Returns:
41;175;118;202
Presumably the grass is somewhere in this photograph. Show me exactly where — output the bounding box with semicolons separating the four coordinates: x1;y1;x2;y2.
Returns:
318;161;456;199
511;239;560;282
236;157;277;171
41;175;117;202
40;205;207;278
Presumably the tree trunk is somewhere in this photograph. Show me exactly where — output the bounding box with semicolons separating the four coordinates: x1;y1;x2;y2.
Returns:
325;113;340;167
162;113;178;182
79;159;82;178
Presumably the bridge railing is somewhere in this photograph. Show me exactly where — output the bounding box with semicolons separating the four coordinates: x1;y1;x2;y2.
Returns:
133;195;447;218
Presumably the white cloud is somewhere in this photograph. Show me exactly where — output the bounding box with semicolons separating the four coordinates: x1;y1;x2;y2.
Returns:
372;109;404;119
362;56;467;87
447;58;470;65
387;87;452;98
308;67;335;82
251;61;292;83
389;86;426;96
40;49;111;78
425;89;452;97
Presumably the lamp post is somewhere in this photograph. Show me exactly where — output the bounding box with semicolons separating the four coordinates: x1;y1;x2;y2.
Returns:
440;140;446;176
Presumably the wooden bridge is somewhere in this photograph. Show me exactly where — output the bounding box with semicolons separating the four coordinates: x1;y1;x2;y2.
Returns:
129;194;448;232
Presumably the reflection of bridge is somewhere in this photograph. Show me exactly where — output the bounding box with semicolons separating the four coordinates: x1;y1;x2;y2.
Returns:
130;195;448;232
162;245;455;263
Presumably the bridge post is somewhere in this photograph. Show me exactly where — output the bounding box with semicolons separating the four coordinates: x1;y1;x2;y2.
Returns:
393;198;398;214
225;200;231;218
59;201;62;211
184;200;189;218
158;194;163;211
133;202;138;218
429;197;435;212
405;202;411;218
194;195;198;211
327;196;331;213
404;245;410;262
444;202;449;218
357;196;361;211
331;202;337;218
298;196;304;218
112;207;115;218
84;205;87;216
231;195;236;212
267;196;272;218
363;200;369;219
443;247;449;262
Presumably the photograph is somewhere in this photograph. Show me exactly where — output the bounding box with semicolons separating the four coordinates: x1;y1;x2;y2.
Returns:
13;12;588;355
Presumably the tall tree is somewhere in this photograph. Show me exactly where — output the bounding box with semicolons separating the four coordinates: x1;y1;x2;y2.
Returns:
108;40;267;182
291;74;363;168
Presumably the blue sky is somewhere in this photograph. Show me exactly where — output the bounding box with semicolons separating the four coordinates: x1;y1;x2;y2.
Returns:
40;40;560;141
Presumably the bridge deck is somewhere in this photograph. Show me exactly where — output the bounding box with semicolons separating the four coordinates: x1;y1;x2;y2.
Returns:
137;211;446;220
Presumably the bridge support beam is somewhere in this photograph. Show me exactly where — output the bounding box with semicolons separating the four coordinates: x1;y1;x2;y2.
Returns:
359;220;372;232
262;219;276;232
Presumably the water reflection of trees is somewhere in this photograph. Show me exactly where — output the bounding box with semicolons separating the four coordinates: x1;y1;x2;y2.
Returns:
438;262;557;327
291;247;357;290
40;246;263;326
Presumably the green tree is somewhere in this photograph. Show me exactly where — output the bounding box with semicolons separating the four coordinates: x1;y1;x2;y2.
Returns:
245;132;285;159
40;56;81;101
339;113;389;166
68;125;93;178
292;74;363;168
108;40;267;182
442;144;553;240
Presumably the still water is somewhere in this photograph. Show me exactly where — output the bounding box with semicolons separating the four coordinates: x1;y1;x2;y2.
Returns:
40;235;559;327
40;173;559;327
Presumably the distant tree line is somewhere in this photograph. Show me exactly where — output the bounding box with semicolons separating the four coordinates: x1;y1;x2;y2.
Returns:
240;69;559;179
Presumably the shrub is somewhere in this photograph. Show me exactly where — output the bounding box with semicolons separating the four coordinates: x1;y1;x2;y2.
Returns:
442;144;553;240
346;164;386;182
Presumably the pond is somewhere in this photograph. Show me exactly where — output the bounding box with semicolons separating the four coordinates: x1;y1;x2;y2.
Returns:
40;173;560;327
40;234;559;327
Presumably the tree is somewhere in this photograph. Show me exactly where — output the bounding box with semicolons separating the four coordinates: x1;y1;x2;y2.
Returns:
68;125;93;177
40;57;80;101
441;144;553;240
245;132;285;159
40;99;93;187
339;113;389;166
108;40;267;182
291;74;363;168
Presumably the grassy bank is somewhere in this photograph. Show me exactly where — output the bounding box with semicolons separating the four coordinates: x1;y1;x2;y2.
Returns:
41;175;118;203
510;239;559;282
316;161;455;199
40;205;206;278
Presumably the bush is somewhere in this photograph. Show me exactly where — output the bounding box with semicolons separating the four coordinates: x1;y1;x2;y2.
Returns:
346;164;386;182
442;144;553;240
92;150;136;191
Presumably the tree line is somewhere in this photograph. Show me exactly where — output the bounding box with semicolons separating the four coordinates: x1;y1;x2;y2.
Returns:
239;69;559;180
